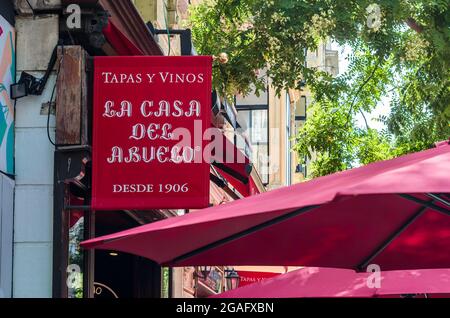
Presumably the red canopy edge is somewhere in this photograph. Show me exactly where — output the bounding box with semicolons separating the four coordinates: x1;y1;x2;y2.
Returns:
210;128;253;197
213;267;450;298
102;19;144;56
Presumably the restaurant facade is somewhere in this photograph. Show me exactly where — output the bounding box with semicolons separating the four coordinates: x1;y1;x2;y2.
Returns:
5;0;265;298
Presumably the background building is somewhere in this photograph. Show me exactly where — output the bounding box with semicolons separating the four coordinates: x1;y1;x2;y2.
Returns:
232;42;339;285
235;43;339;189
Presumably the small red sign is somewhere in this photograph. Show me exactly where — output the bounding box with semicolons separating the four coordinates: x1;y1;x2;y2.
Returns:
92;56;212;210
237;271;281;287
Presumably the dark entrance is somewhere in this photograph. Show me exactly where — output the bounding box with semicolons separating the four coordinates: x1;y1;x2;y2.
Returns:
94;211;162;298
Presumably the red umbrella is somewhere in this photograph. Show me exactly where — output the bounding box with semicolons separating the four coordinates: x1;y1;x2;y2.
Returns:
81;141;450;271
213;267;450;298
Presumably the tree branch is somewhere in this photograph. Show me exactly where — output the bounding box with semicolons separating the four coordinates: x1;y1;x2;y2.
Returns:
406;18;423;33
345;60;382;125
359;109;370;130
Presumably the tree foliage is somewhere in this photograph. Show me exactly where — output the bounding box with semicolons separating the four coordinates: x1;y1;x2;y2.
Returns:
189;0;450;177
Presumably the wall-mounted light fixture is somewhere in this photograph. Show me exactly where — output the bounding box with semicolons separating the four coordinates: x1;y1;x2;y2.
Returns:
224;269;240;290
10;78;28;99
10;44;59;100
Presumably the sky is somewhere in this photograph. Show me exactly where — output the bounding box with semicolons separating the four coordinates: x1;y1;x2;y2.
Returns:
332;43;391;132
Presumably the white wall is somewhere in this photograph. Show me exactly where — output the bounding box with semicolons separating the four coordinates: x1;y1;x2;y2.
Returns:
0;174;14;298
13;14;58;298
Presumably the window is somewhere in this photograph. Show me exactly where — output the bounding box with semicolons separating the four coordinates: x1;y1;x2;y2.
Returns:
286;92;292;186
295;96;307;120
235;89;269;185
294;96;308;179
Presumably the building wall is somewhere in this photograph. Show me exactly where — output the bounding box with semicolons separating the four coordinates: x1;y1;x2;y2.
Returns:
0;174;14;298
13;14;59;298
290;43;338;183
241;41;339;190
133;0;191;56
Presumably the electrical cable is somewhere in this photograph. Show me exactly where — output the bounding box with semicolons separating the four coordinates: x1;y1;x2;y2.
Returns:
46;44;64;147
25;0;35;15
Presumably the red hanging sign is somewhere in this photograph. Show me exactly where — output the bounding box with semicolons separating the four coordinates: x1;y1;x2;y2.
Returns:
92;56;212;210
236;271;281;287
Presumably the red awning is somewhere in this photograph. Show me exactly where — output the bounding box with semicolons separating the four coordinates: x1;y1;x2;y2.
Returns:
81;141;450;270
102;20;144;56
248;172;263;196
210;128;256;197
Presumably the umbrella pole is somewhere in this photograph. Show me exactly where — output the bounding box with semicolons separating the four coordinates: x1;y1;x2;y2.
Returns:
357;203;430;271
358;194;450;271
426;193;450;207
399;194;450;216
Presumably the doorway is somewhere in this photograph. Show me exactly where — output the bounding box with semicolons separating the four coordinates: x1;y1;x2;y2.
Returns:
93;211;162;298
